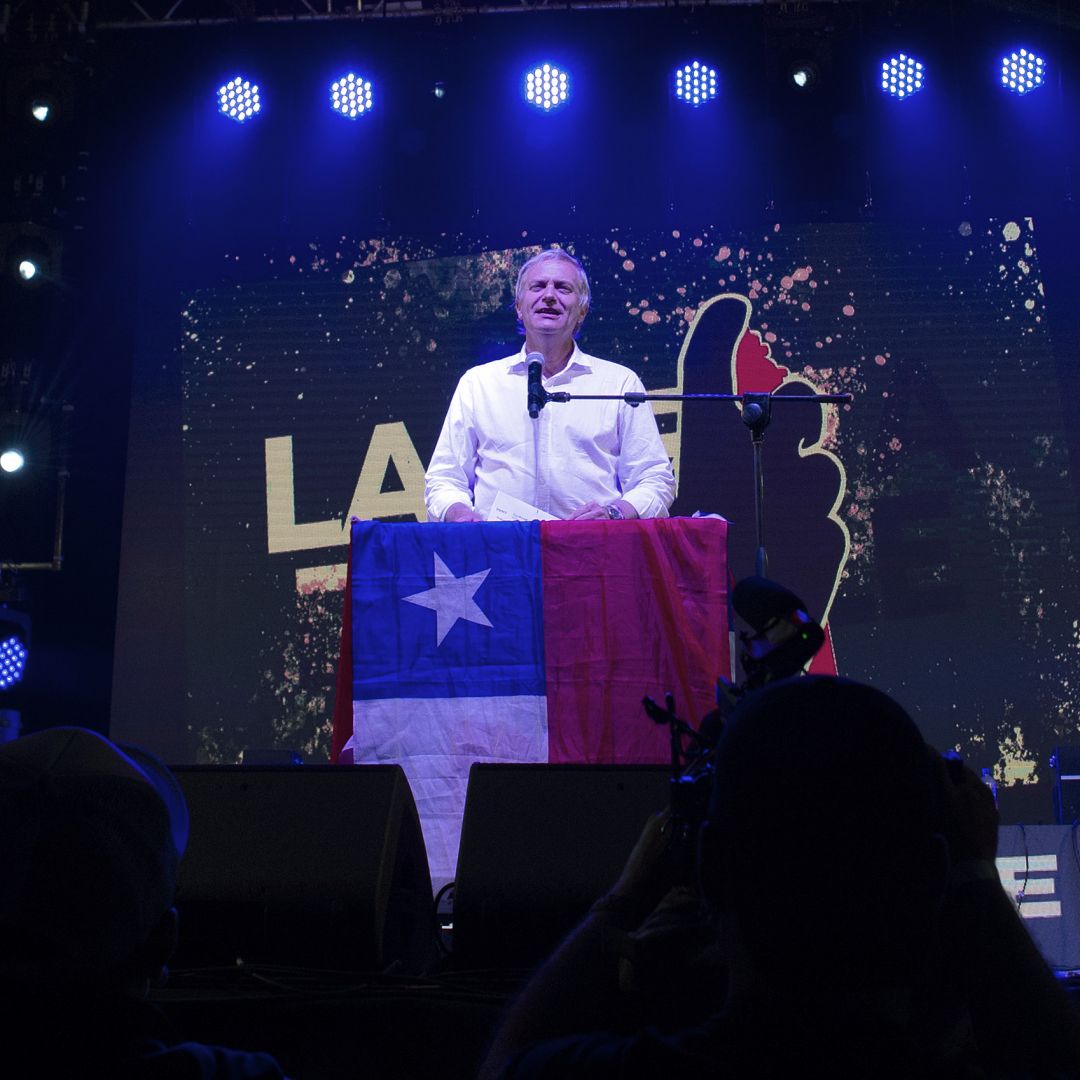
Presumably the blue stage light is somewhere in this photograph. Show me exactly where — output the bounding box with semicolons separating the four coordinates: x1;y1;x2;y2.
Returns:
0;609;30;692
1001;49;1046;95
523;64;570;112
880;54;925;99
331;73;374;118
217;77;261;123
674;61;718;107
0;638;26;689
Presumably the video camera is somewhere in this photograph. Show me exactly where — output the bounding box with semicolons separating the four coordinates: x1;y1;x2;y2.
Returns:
642;575;826;850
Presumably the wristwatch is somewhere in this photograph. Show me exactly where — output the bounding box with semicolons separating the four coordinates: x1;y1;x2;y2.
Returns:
605;504;624;520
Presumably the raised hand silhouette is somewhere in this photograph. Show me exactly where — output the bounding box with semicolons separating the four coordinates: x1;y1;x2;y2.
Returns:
670;293;849;659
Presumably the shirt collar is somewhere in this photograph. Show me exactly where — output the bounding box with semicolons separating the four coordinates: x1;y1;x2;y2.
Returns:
508;344;592;378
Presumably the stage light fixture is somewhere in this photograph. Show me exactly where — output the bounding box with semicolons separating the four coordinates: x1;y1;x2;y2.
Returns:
789;62;818;91
9;68;73;132
0;450;24;473
523;64;570;112
0;611;30;691
674;61;718;107
7;234;52;287
330;73;374;119
880;53;925;99
217;77;261;123
1001;49;1046;95
0;638;27;690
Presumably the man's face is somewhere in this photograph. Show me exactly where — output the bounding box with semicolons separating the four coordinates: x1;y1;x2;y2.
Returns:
516;257;588;339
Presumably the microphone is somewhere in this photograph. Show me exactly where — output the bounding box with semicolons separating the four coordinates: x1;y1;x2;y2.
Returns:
527;352;545;419
742;401;766;425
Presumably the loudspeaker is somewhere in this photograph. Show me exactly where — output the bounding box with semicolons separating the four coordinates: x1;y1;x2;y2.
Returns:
171;764;433;972
1052;746;1080;825
452;764;671;969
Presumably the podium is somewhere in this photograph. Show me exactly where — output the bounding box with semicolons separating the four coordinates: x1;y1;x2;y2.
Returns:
333;517;729;887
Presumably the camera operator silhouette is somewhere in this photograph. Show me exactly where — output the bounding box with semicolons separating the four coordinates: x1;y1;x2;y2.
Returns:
479;674;1080;1078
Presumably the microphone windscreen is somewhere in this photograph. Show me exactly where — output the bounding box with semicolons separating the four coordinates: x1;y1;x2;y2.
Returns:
527;358;543;419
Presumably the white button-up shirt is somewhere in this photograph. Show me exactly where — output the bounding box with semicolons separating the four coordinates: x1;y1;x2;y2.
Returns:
424;345;676;521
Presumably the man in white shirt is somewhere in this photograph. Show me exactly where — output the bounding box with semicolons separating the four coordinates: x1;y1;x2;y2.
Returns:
424;249;676;522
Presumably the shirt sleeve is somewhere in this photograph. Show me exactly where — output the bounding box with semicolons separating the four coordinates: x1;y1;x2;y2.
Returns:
424;372;479;522
615;373;676;519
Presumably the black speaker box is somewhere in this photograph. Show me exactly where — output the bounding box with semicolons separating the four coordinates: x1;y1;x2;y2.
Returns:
1053;746;1080;825
452;764;671;969
171;764;433;972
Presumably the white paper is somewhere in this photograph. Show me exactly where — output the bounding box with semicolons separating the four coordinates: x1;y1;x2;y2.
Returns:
486;490;558;522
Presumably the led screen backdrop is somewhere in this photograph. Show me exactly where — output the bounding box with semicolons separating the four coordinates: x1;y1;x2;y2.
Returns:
111;213;1080;801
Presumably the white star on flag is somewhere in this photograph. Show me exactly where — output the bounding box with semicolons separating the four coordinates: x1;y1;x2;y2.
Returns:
402;551;494;646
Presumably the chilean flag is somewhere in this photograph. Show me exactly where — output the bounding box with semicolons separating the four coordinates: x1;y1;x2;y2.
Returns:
337;518;729;888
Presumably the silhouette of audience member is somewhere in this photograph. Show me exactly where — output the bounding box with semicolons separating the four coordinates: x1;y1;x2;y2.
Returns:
0;726;289;1078
479;676;1080;1078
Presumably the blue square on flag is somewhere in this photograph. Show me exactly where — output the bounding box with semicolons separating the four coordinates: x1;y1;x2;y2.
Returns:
351;520;546;701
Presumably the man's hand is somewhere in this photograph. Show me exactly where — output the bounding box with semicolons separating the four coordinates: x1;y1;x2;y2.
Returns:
567;499;638;521
444;503;485;523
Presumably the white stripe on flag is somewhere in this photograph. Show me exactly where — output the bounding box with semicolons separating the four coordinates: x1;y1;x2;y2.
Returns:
348;695;548;890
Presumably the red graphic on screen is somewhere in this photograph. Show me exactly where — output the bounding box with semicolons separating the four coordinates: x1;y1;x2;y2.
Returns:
674;293;847;676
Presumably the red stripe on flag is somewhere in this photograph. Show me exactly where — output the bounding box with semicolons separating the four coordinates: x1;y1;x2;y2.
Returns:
541;518;729;764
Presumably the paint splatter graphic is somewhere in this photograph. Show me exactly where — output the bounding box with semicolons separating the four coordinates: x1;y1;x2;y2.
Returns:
261;588;339;762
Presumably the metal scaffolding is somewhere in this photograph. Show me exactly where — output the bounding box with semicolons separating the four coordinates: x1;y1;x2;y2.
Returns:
1;0;876;37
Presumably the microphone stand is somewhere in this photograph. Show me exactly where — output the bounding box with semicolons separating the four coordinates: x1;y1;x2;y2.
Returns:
537;385;852;578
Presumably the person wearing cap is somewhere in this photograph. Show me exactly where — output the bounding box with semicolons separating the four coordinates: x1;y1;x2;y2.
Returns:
0;726;289;1078
424;249;676;523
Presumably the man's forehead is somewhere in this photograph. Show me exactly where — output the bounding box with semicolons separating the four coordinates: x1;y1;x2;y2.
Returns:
522;258;580;284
